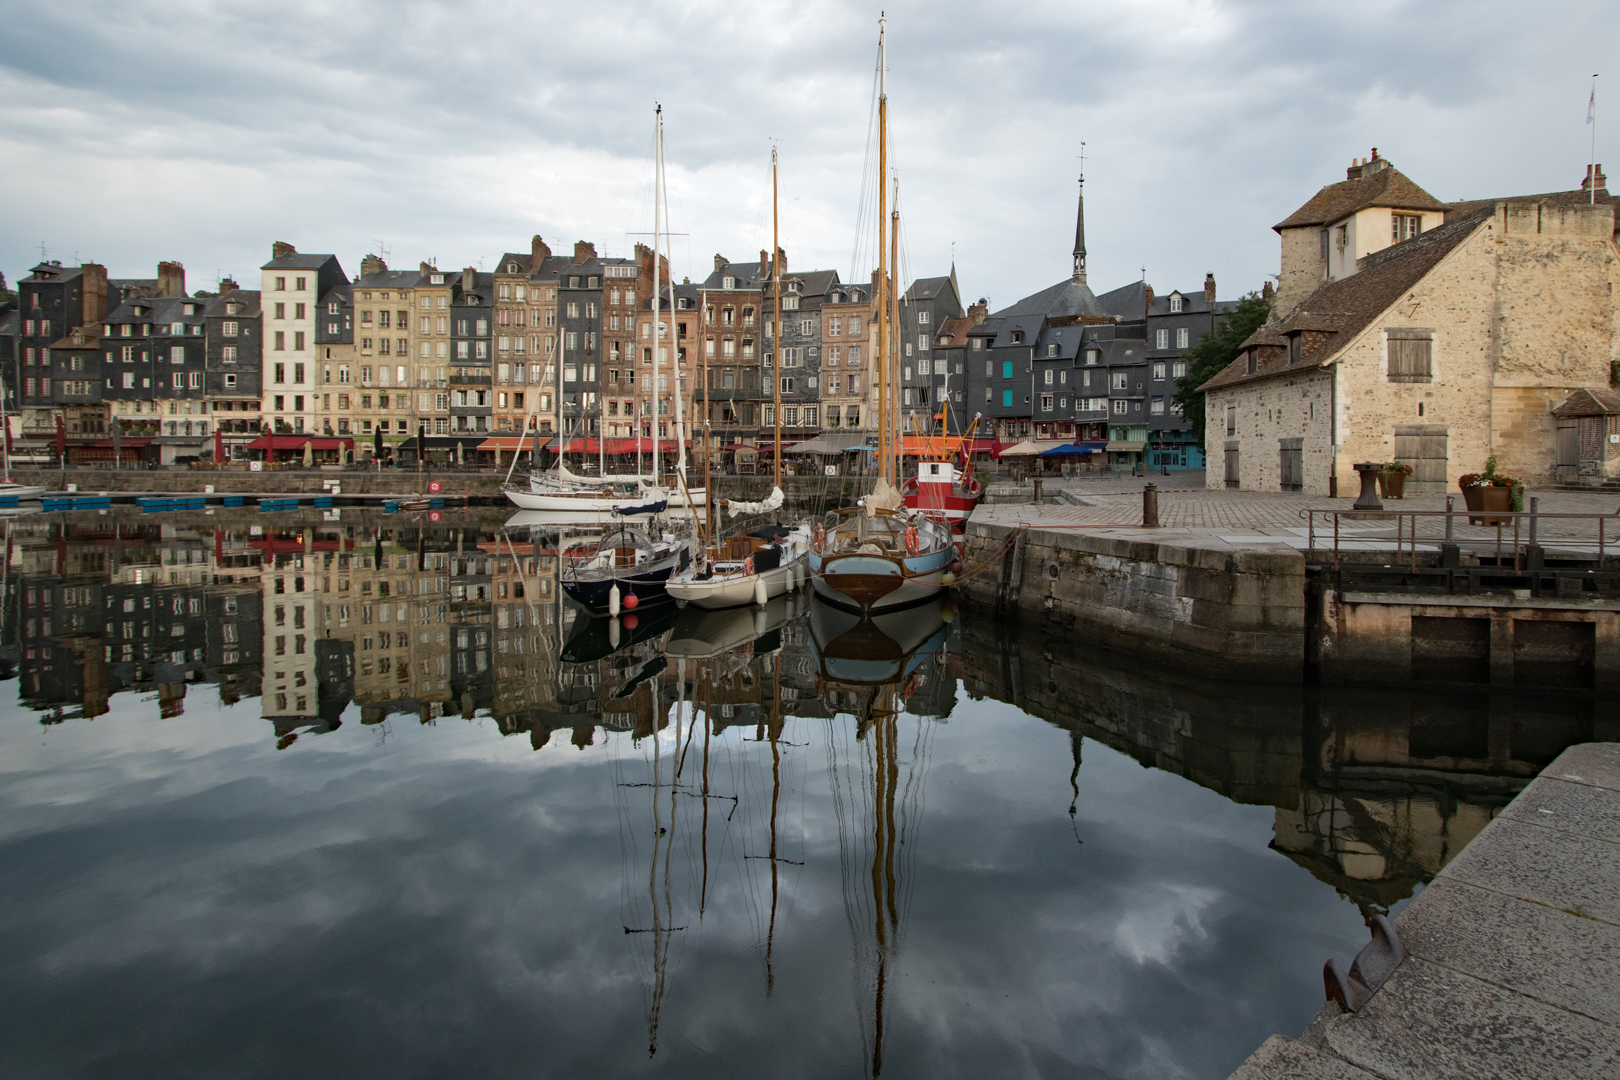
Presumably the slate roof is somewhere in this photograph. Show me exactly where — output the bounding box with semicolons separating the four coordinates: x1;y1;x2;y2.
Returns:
904;276;953;302
204;289;261;317
1446;186;1616;216
994;277;1107;319
495;254;532;275
1202;207;1492;393
1273;163;1448;231
1095;280;1147;321
701;260;769;289
261;252;337;271
24;262;84;282
354;270;418;291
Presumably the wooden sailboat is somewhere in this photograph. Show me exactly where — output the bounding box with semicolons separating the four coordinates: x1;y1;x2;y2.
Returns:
809;19;956;614
666;145;809;610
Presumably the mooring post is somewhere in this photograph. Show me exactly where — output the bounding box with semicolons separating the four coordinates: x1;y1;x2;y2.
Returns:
1445;495;1454;540
1529;496;1539;545
1142;483;1160;528
1351;462;1384;511
1033;478;1043;504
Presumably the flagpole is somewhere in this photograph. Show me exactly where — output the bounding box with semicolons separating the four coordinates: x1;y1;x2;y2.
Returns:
1591;74;1600;205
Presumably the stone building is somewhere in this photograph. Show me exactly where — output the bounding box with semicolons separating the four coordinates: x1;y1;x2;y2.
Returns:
1201;154;1620;495
697;254;768;465
352;258;418;448
314;278;355;440
897;272;966;433
764;261;839;443
490;240;544;435
820;281;877;442
1145;275;1231;470
16;260;112;455
102;290;212;462
449;268;493;438
259;244;345;439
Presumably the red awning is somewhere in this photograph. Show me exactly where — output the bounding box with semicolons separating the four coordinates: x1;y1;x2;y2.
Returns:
246;435;355;451
477;437;538;451
605;438;684;454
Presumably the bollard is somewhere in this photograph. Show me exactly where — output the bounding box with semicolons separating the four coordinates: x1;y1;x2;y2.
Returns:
1143;483;1160;528
1445;495;1454;540
1033;478;1043;504
1351;462;1384;511
1529;496;1539;545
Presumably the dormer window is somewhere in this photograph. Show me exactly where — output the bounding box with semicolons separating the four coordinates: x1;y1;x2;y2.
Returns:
1169;295;1184;313
723;276;737;289
1011;330;1024;344
1393;214;1422;242
1085;349;1099;365
1246;349;1259;374
1046;343;1058;357
183;304;196;316
506;263;518;274
226;303;238;315
1288;336;1302;364
430;274;445;285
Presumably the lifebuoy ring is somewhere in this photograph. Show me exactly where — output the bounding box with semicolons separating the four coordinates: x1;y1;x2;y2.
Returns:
813;523;826;550
744;556;755;576
428;480;442;493
904;526;920;556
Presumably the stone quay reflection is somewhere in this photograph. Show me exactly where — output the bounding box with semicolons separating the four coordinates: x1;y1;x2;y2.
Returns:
955;615;1618;917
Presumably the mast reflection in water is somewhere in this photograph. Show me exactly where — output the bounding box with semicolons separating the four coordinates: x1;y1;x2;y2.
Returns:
0;512;1609;1079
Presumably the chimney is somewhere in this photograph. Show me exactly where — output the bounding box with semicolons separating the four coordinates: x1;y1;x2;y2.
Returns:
1204;273;1216;303
1346;158;1364;181
531;235;551;267
462;267;475;292
1583;163;1608;194
219;277;239;294
157;261;186;298
573;240;596;264
271;241;297;259
420;261;434;275
968;299;989;325
360;254;387;277
1262;280;1275;301
1144;285;1154;317
714;254;729;274
1364;148;1390;175
760;249;770;279
80;263;109;325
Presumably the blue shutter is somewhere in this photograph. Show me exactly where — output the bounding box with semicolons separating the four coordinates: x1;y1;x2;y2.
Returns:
1002;389;1013;407
1002;360;1013;378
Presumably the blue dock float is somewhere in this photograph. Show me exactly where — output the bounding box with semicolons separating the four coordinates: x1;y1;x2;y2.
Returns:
258;497;301;512
0;496;18;508
138;496;208;513
42;495;113;512
222;495;245;508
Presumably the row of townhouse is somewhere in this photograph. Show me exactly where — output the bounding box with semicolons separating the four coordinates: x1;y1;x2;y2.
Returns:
0;188;1233;470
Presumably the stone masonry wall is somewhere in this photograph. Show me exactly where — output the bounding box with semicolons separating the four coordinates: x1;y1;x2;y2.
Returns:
959;521;1306;682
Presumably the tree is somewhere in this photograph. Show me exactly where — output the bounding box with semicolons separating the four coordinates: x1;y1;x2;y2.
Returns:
1172;291;1271;453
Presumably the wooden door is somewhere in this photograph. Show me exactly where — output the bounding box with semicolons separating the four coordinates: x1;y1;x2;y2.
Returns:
1393;427;1448;494
1554;419;1579;480
1279;438;1303;492
1224;443;1240;488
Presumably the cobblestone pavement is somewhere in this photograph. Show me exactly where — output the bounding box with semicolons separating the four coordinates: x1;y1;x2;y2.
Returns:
972;481;1620;556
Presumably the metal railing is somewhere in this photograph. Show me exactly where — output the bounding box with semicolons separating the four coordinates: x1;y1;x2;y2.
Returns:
1303;497;1620;572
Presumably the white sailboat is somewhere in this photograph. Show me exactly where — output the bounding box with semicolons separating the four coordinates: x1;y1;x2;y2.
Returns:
667;145;809;610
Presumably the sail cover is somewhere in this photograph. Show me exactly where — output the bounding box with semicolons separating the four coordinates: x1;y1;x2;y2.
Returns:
723;486;784;519
861;477;903;517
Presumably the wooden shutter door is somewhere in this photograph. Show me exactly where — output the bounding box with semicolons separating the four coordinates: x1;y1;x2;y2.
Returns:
1393;425;1448;493
1555;420;1579;478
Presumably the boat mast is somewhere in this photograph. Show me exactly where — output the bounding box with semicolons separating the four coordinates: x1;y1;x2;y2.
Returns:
876;15;889;485
772;145;782;494
652;104;665;492
891;190;900;484
702;288;713;551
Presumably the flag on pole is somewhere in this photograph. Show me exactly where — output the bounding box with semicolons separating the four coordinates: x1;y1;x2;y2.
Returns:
1589;81;1597;125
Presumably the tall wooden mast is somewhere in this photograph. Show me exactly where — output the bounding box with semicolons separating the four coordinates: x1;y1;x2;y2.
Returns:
772;146;782;491
876;15;889;484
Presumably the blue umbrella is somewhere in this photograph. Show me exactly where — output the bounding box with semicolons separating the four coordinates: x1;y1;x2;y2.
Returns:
1039;443;1089;457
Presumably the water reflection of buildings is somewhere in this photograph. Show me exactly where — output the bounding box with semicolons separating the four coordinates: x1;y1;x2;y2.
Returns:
956;618;1618;915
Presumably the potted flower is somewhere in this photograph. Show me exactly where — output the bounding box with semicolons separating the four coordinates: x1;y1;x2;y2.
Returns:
1377;461;1413;499
1458;456;1519;525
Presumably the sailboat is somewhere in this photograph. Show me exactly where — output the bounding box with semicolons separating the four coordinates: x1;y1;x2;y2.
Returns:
809;21;957;615
0;384;45;500
667;146;810;610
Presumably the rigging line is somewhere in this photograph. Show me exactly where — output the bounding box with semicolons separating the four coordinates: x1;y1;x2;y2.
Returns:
849;44;884;284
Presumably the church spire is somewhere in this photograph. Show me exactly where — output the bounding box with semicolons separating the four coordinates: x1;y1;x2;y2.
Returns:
1072;177;1087;285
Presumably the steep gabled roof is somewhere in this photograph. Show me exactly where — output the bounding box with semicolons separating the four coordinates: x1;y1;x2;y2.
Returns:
935;315;974;348
1095;280;1147;321
1202;206;1492;393
994;277;1106;319
1553;387;1620;417
1274;163;1448;231
495;253;532;275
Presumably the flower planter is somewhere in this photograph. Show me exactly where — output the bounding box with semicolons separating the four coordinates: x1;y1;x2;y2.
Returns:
1463;484;1513;525
1378;472;1407;499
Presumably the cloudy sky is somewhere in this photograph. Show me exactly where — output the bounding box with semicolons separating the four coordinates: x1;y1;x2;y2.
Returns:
1;0;1614;308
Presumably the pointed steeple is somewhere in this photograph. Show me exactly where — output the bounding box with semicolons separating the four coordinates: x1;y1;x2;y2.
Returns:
1072;178;1087;285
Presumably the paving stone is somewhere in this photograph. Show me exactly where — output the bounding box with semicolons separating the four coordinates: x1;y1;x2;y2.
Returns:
1545;742;1620;794
1394;877;1620;1025
1439;813;1620;925
1323;956;1620;1080
1500;775;1620;844
1226;1035;1379;1080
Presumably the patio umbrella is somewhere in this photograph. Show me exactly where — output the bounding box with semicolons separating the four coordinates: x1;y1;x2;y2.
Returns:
213;426;223;463
373;426;383;460
112;423;121;467
303;440;313;468
456;441;463;466
1039;444;1088;457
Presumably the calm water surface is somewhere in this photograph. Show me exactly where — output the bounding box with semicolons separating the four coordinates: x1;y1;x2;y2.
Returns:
0;514;1598;1079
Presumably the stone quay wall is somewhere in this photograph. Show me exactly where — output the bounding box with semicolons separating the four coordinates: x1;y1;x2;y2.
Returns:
957;521;1308;682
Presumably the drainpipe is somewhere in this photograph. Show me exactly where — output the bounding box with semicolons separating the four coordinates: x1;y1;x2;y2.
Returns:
1328;362;1338;498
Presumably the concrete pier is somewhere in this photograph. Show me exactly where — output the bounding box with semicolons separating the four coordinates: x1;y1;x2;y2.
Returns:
1229;742;1620;1079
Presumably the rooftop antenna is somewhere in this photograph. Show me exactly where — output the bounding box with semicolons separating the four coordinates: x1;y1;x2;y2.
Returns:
372;239;391;263
39;242;48;261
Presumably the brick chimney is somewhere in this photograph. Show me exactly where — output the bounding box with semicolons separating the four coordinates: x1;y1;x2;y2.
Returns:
573;240;596;264
157;261;186;298
1262;280;1275;301
80;263;109;324
1204;273;1216;303
760;250;770;279
272;241;297;259
360;254;387;277
968;298;989;325
531;235;551;267
714;254;729;274
219;277;239;294
1583;163;1608;194
1144;285;1154;320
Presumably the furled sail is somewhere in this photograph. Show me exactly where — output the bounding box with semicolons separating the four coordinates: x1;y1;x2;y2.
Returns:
861;477;903;517
723;486;784;519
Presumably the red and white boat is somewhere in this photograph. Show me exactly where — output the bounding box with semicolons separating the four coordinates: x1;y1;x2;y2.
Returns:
901;456;981;532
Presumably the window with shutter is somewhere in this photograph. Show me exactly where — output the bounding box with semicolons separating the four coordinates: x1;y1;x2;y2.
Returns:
1387;328;1433;382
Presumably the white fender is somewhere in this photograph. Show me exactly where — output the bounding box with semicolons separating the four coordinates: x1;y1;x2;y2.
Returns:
608;617;621;649
608;583;621;617
753;576;768;607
